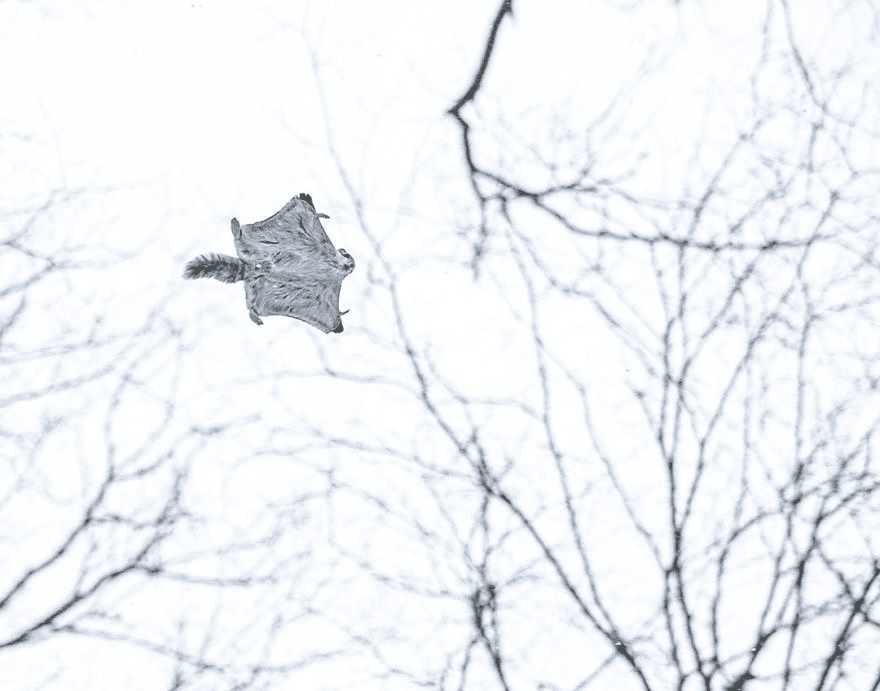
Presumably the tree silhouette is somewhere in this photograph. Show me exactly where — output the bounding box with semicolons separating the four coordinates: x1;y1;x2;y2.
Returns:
4;2;880;690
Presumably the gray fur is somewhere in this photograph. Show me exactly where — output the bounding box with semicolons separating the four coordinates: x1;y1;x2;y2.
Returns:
183;253;244;283
183;194;355;333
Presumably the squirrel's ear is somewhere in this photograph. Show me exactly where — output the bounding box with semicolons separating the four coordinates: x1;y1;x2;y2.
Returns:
231;218;241;239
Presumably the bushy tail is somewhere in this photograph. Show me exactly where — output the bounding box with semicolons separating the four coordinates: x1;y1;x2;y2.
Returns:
183;254;245;283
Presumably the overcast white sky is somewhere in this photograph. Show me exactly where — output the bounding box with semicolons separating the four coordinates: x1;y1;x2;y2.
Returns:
2;0;880;689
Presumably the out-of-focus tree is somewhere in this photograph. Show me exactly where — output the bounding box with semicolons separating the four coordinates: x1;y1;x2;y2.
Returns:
0;171;360;689
305;1;880;689
407;1;880;688
4;1;880;690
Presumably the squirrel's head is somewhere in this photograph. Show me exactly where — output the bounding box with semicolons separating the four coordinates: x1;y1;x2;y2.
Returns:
337;248;355;275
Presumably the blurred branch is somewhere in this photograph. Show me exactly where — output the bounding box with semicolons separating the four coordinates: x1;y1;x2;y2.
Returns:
446;0;515;275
